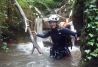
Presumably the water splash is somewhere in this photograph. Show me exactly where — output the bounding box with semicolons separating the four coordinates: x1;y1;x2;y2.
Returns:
16;42;33;54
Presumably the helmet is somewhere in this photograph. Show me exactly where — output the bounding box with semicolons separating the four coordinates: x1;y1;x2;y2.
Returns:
48;14;59;22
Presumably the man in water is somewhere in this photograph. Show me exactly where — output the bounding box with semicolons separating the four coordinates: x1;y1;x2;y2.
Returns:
33;14;77;59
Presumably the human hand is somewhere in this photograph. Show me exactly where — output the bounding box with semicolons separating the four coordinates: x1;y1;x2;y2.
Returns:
32;31;37;36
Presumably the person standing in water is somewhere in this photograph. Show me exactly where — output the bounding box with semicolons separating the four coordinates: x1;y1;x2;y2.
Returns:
33;14;77;59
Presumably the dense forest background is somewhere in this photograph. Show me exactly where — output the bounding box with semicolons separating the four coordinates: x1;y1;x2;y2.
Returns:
0;0;98;67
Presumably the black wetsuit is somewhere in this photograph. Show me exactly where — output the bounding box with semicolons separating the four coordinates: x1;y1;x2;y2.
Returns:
37;28;76;59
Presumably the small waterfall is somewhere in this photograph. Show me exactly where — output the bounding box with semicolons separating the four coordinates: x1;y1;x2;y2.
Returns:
69;21;79;51
70;21;76;46
35;17;44;48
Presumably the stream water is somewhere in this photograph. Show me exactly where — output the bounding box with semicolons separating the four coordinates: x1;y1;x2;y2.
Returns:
0;41;81;67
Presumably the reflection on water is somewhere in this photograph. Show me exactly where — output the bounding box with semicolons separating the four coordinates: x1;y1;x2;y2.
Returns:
0;42;81;67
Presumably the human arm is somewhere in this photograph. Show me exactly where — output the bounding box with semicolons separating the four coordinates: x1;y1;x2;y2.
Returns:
63;28;77;37
33;31;50;38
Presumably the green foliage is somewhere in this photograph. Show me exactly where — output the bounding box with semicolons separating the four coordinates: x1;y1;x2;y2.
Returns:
42;0;64;8
1;42;9;52
82;0;98;62
0;0;7;22
0;0;22;44
0;0;74;45
19;0;65;15
17;0;29;8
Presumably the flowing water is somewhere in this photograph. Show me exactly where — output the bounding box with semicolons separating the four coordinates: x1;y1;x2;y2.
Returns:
0;41;81;67
0;18;81;67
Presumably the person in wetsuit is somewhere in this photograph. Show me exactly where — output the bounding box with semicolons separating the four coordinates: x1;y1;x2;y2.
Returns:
34;14;77;59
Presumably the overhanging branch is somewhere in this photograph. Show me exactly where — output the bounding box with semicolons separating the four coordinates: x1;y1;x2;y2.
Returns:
13;0;29;32
12;0;43;54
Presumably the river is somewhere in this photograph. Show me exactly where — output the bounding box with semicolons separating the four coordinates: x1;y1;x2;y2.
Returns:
0;41;81;67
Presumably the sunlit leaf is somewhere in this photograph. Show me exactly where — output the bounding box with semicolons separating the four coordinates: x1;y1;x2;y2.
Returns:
88;33;94;37
87;56;92;60
95;17;98;20
87;24;91;27
87;42;94;46
96;28;98;31
94;49;98;53
95;22;98;25
90;53;98;57
89;5;96;8
96;43;98;47
85;50;90;54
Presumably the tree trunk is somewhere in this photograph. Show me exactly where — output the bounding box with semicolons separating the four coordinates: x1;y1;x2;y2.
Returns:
72;0;85;33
